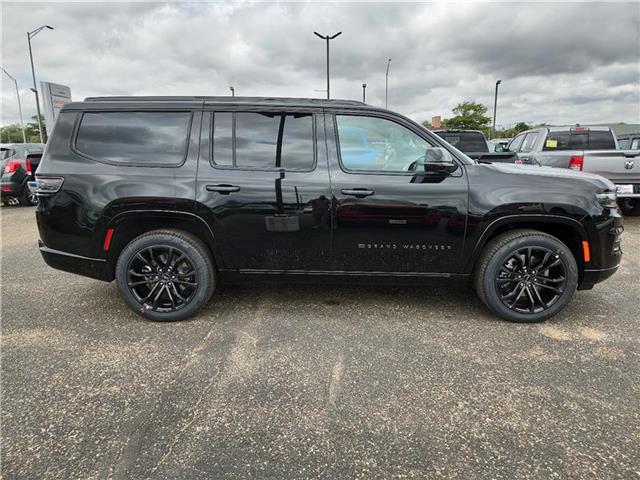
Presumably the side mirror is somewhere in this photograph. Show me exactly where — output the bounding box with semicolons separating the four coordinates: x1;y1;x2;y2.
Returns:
418;147;458;174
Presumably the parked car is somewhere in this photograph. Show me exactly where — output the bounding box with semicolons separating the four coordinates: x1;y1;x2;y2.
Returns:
506;126;640;215
1;143;44;206
34;96;622;323
433;129;517;163
617;132;640;150
490;137;512;151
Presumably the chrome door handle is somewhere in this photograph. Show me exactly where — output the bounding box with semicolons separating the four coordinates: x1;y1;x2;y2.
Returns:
341;188;374;198
206;184;240;194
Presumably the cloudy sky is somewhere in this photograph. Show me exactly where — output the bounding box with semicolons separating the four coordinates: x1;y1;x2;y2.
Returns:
1;1;639;129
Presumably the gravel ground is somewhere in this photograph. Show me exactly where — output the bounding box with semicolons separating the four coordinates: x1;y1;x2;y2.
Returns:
1;205;639;479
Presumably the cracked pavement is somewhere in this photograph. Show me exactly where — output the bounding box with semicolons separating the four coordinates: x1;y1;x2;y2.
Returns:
1;206;639;479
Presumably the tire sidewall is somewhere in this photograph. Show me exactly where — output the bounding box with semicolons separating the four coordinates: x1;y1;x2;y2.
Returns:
115;233;214;322
482;235;578;323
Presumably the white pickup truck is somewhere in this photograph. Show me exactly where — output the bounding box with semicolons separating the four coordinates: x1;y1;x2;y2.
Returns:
506;126;640;215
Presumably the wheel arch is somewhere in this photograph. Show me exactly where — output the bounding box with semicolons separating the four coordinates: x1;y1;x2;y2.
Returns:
103;210;222;280
467;215;588;280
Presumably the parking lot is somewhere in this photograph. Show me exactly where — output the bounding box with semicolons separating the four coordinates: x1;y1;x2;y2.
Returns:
1;205;639;478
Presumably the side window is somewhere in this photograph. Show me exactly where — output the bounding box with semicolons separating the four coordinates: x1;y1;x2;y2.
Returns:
335;115;431;172
211;112;314;170
508;133;526;152
75;111;191;165
520;132;539;153
632;138;640;150
618;138;630;149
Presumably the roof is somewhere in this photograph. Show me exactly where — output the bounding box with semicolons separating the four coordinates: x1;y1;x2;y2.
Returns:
80;96;368;109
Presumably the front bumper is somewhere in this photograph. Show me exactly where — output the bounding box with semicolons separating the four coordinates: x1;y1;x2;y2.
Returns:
578;210;623;290
38;240;112;281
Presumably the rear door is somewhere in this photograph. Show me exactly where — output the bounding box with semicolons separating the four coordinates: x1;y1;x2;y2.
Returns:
325;112;468;274
196;108;332;273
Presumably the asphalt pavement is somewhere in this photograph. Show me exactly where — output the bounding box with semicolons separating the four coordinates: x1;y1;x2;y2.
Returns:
1;205;639;479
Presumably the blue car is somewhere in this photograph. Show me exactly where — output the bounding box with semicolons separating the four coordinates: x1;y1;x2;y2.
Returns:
337;126;380;168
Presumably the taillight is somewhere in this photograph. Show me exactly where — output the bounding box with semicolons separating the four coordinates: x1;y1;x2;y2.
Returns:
25;158;32;175
4;160;22;174
34;176;64;193
568;155;584;171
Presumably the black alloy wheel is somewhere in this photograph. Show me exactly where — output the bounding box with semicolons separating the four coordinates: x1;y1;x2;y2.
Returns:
495;246;567;314
127;245;198;313
474;229;578;323
115;230;216;321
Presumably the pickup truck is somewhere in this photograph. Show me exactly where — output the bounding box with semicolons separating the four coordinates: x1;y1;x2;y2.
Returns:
433;129;517;163
507;126;640;215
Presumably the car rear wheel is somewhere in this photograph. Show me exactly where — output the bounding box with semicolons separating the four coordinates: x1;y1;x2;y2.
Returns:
474;229;578;323
618;198;640;216
115;230;216;321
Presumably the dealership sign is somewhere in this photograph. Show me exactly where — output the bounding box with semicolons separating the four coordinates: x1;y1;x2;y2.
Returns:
40;82;72;134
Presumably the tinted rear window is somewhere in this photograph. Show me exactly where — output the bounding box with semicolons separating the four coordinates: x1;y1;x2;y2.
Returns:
435;132;487;152
588;131;616;149
76;111;192;165
543;130;615;151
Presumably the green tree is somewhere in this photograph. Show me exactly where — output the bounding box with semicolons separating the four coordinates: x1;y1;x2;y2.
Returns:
442;101;492;135
0;115;47;143
25;114;46;143
0;123;25;143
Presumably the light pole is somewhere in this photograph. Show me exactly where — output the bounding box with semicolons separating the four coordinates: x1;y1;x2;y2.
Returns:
1;68;27;143
492;79;502;139
362;83;367;103
27;24;54;143
313;31;342;99
385;58;391;108
229;86;235;96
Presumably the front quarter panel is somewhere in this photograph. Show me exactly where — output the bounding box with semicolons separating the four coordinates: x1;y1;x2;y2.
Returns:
462;163;615;272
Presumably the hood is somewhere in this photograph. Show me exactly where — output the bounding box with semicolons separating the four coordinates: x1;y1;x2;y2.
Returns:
480;162;615;192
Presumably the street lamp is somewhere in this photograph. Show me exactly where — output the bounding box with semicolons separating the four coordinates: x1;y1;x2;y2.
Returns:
1;68;27;143
492;79;502;139
362;83;367;103
385;58;391;108
313;31;342;100
229;86;235;97
27;24;54;144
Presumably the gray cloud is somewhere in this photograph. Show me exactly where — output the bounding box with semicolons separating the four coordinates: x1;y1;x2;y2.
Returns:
1;1;639;131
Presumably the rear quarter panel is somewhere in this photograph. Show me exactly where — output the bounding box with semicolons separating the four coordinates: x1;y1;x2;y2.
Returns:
35;108;201;259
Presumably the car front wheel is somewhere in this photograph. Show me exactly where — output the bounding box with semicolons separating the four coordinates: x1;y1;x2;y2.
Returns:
474;229;578;323
115;230;216;322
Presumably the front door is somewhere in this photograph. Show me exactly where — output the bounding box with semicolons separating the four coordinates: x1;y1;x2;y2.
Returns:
325;113;469;274
196;110;332;273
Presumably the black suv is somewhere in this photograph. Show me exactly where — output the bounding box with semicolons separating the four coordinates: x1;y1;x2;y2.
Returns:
34;97;623;322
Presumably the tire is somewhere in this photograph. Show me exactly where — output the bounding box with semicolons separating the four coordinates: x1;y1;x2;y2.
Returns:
115;229;216;322
618;198;640;216
474;229;578;323
18;185;37;206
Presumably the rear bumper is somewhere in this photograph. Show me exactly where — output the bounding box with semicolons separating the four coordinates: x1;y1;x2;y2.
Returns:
1;180;24;197
38;240;112;281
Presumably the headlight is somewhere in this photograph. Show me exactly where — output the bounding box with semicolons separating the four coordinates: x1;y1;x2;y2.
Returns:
596;191;617;208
